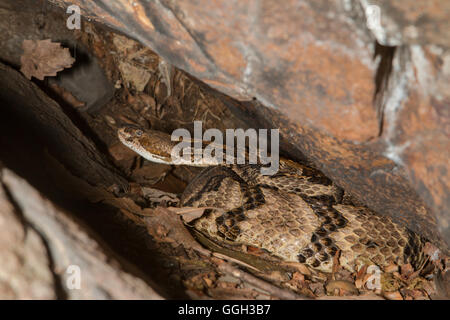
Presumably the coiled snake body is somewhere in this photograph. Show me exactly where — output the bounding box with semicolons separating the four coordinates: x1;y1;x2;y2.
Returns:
118;126;428;273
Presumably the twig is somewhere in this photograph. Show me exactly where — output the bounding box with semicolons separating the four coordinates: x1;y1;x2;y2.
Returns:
216;262;310;300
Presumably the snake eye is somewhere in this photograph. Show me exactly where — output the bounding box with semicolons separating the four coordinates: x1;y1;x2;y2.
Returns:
135;130;143;137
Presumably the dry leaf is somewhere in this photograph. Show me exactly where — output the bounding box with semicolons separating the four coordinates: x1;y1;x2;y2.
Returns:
20;39;75;80
292;272;305;283
422;280;437;297
207;287;255;300
423;242;441;261
141;187;178;206
401;263;414;276
246;245;267;256
127;182;144;197
334;269;354;282
170;206;224;224
398;263;420;282
132;165;171;185
184;272;216;292
319;293;384;300
279;261;312;277
354;278;364;290
331;249;341;275
326;280;358;295
309;282;326;297
144;207;211;257
383;291;403;300
170;206;211;223
402;289;427;300
138;92;156;111
355;265;369;289
118;60;151;91
263;270;289;283
203;278;213;287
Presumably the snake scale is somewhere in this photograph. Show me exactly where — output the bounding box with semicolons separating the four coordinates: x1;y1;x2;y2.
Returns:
118;126;429;273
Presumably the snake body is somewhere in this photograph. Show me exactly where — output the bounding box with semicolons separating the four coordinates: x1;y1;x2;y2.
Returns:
118;126;428;273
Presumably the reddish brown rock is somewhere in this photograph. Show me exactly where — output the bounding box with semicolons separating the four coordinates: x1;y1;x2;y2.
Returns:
50;0;379;141
0;167;164;299
380;45;450;244
359;0;450;47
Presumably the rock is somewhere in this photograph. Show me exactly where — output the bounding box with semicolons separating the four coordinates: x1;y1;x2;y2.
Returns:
0;168;164;299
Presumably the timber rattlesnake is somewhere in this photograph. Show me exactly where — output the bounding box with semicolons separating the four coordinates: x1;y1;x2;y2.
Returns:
118;125;429;273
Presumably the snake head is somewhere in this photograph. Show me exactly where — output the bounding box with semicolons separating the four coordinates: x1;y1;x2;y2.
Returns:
117;126;176;165
117;125;144;142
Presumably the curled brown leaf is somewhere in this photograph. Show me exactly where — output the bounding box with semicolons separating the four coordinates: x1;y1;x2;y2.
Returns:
20;39;75;80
